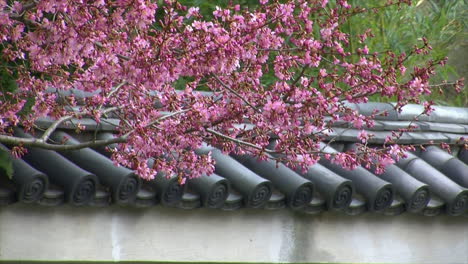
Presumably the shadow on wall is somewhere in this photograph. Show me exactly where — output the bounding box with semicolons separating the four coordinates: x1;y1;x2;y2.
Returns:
279;213;334;263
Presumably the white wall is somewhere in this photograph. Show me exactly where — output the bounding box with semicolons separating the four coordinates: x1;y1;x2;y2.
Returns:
0;204;467;263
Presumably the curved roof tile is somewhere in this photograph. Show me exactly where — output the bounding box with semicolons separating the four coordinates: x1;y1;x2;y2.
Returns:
1;103;467;217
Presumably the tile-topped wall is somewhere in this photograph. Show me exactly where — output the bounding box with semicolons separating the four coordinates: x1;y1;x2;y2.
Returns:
0;204;467;263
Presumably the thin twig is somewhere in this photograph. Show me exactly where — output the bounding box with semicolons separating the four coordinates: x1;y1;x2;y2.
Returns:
0;134;127;151
146;109;190;130
212;74;261;113
107;81;128;99
206;128;273;153
40;106;119;142
94;42;130;61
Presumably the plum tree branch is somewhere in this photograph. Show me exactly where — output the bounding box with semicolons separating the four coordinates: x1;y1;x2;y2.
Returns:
0;133;128;151
211;74;262;114
40;106;120;143
205;128;274;153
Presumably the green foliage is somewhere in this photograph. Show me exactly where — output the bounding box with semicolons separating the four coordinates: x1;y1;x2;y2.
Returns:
2;1;466;105
178;0;257;17
0;67;18;94
0;149;13;179
178;0;467;106
345;0;467;105
0;60;18;102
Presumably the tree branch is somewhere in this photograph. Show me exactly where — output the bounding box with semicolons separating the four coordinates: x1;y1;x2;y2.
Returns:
0;134;127;151
206;128;274;153
211;74;262;114
94;42;130;61
40;106;120;143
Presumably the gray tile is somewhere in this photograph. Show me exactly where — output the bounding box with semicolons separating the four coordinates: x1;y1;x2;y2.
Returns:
357;102;398;120
89;186;111;207
341;101;358;111
421;195;445;217
134;187;158;207
0;185;16;205
459;124;468;133
396;152;420;170
345;194;367;216
364;120;386;130
382;196;405;216
300;194;326;215
319;128;342;142
337;129;360;142
222;190;243;211
265;189;286;210
328;142;346;152
7;99;468;217
430;105;468;124
418;122;466;133
442;133;467;144
392;103;431;122
407;132;450;144
413;121;431;131
45;87;101;98
366;131;413;144
35;117;119;132
379;120;421;131
459;148;468;165
324;116;350;127
177;191;202;210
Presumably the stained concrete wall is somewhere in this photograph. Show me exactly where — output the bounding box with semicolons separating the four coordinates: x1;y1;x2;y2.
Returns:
0;204;467;263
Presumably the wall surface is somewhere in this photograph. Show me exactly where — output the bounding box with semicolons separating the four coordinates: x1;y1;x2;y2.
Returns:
0;204;467;263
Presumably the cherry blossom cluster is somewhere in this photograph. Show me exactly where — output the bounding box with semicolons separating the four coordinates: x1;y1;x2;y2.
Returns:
0;0;460;182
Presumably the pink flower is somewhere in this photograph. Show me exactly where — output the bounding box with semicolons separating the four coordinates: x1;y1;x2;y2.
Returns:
379;156;395;167
399;66;407;75
409;77;424;92
0;0;443;182
186;7;200;18
358;130;369;143
388;145;401;157
423;101;434;115
321;0;329;8
319;69;327;77
362;45;369;54
320;28;332;40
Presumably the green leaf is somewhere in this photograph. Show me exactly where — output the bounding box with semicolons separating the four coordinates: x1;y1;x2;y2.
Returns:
0;66;18;94
0;149;14;180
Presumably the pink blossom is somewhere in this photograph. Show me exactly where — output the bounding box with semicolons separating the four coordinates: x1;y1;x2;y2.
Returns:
12;1;23;13
400;66;407;75
362;45;369;54
319;69;327;77
423;101;435;115
388;145;401;157
358;130;369;143
321;0;329;8
0;0;449;181
186;7;200;18
320;28;332;41
379;156;395;167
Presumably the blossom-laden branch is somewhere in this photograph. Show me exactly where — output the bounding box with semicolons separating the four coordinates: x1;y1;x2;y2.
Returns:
211;74;262;114
0;0;464;181
40;107;120;143
0;132;128;151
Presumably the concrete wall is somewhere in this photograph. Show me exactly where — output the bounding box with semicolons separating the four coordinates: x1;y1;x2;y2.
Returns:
0;204;467;263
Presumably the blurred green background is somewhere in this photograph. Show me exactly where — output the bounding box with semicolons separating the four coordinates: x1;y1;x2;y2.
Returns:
177;0;467;106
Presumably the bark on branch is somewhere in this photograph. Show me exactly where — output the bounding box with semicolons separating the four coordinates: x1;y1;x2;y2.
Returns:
0;133;128;151
0;108;190;151
40;106;120;143
212;74;262;114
